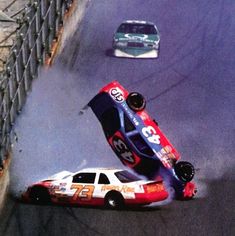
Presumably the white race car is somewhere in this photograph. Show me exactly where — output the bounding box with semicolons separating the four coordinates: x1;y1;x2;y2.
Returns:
22;168;169;209
112;20;160;58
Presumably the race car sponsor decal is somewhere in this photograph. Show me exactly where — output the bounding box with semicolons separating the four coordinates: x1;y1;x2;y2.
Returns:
60;187;66;192
121;102;139;126
154;146;176;168
109;87;124;103
161;146;176;159
71;184;95;201
142;126;161;144
50;183;67;194
101;185;134;193
139;112;149;121
112;136;135;164
58;183;67;192
131;117;139;126
124;34;148;41
145;183;164;193
50;185;60;191
48;185;60;195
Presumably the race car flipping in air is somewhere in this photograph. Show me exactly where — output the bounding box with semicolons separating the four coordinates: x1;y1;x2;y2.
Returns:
87;81;197;200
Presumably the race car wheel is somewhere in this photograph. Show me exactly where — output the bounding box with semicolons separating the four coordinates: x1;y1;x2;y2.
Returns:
29;186;51;204
105;191;124;209
126;92;146;112
174;161;195;183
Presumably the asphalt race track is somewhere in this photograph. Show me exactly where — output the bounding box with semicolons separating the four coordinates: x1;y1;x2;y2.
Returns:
1;1;235;235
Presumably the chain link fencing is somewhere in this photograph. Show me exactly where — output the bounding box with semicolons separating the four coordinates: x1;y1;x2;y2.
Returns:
0;0;74;169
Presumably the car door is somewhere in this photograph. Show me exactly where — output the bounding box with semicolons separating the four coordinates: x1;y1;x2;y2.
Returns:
66;172;96;204
94;172;111;199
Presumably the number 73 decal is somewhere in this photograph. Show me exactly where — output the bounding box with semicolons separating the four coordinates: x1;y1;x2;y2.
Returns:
71;184;95;201
142;126;160;144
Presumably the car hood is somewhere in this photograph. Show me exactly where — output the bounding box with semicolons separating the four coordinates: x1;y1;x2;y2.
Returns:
114;33;160;43
41;171;72;182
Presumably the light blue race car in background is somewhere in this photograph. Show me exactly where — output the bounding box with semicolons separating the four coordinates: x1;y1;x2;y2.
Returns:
112;20;160;58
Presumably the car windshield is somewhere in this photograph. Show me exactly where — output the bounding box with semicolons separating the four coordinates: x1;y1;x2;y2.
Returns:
124;114;136;133
62;174;71;179
115;170;141;183
117;23;157;35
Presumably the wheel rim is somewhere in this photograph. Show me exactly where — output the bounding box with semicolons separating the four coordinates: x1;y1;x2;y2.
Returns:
105;193;124;209
34;195;40;202
108;198;116;207
174;161;195;182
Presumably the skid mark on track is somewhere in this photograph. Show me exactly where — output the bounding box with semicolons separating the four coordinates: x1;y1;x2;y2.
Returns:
0;201;18;235
128;0;229;93
147;71;188;103
64;207;103;235
37;207;55;236
167;0;216;60
126;43;202;90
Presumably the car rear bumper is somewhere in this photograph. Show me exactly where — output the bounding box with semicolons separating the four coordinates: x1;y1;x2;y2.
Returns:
125;190;169;205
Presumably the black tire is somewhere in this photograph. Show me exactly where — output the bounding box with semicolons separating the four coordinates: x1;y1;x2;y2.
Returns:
29;186;51;204
174;161;195;182
105;191;124;209
126;92;146;112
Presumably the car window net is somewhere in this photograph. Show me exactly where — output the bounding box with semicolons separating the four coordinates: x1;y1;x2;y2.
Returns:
130;134;155;157
124;114;136;132
101;108;121;138
73;173;96;183
98;173;110;184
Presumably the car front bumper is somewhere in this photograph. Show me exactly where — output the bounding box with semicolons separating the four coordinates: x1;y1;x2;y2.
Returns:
113;48;159;58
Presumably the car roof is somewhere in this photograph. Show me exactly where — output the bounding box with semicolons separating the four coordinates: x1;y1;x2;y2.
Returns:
76;167;125;173
122;20;156;26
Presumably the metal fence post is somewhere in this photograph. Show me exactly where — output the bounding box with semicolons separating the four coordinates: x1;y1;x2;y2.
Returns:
0;0;74;166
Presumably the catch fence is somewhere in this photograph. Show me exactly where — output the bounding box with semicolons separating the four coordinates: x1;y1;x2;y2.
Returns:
0;0;74;168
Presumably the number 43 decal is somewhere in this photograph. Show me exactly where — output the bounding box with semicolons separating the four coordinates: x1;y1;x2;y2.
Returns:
142;126;161;144
112;136;135;164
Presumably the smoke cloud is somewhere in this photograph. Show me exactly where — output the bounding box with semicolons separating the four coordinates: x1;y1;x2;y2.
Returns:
10;67;122;197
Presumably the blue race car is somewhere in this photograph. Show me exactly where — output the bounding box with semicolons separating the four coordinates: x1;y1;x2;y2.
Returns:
88;81;197;199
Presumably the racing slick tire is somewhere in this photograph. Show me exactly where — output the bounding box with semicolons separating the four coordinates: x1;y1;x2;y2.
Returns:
126;92;146;112
29;186;51;204
105;191;125;209
174;161;195;183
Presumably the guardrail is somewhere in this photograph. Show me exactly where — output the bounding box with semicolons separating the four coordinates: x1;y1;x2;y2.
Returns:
0;0;74;169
